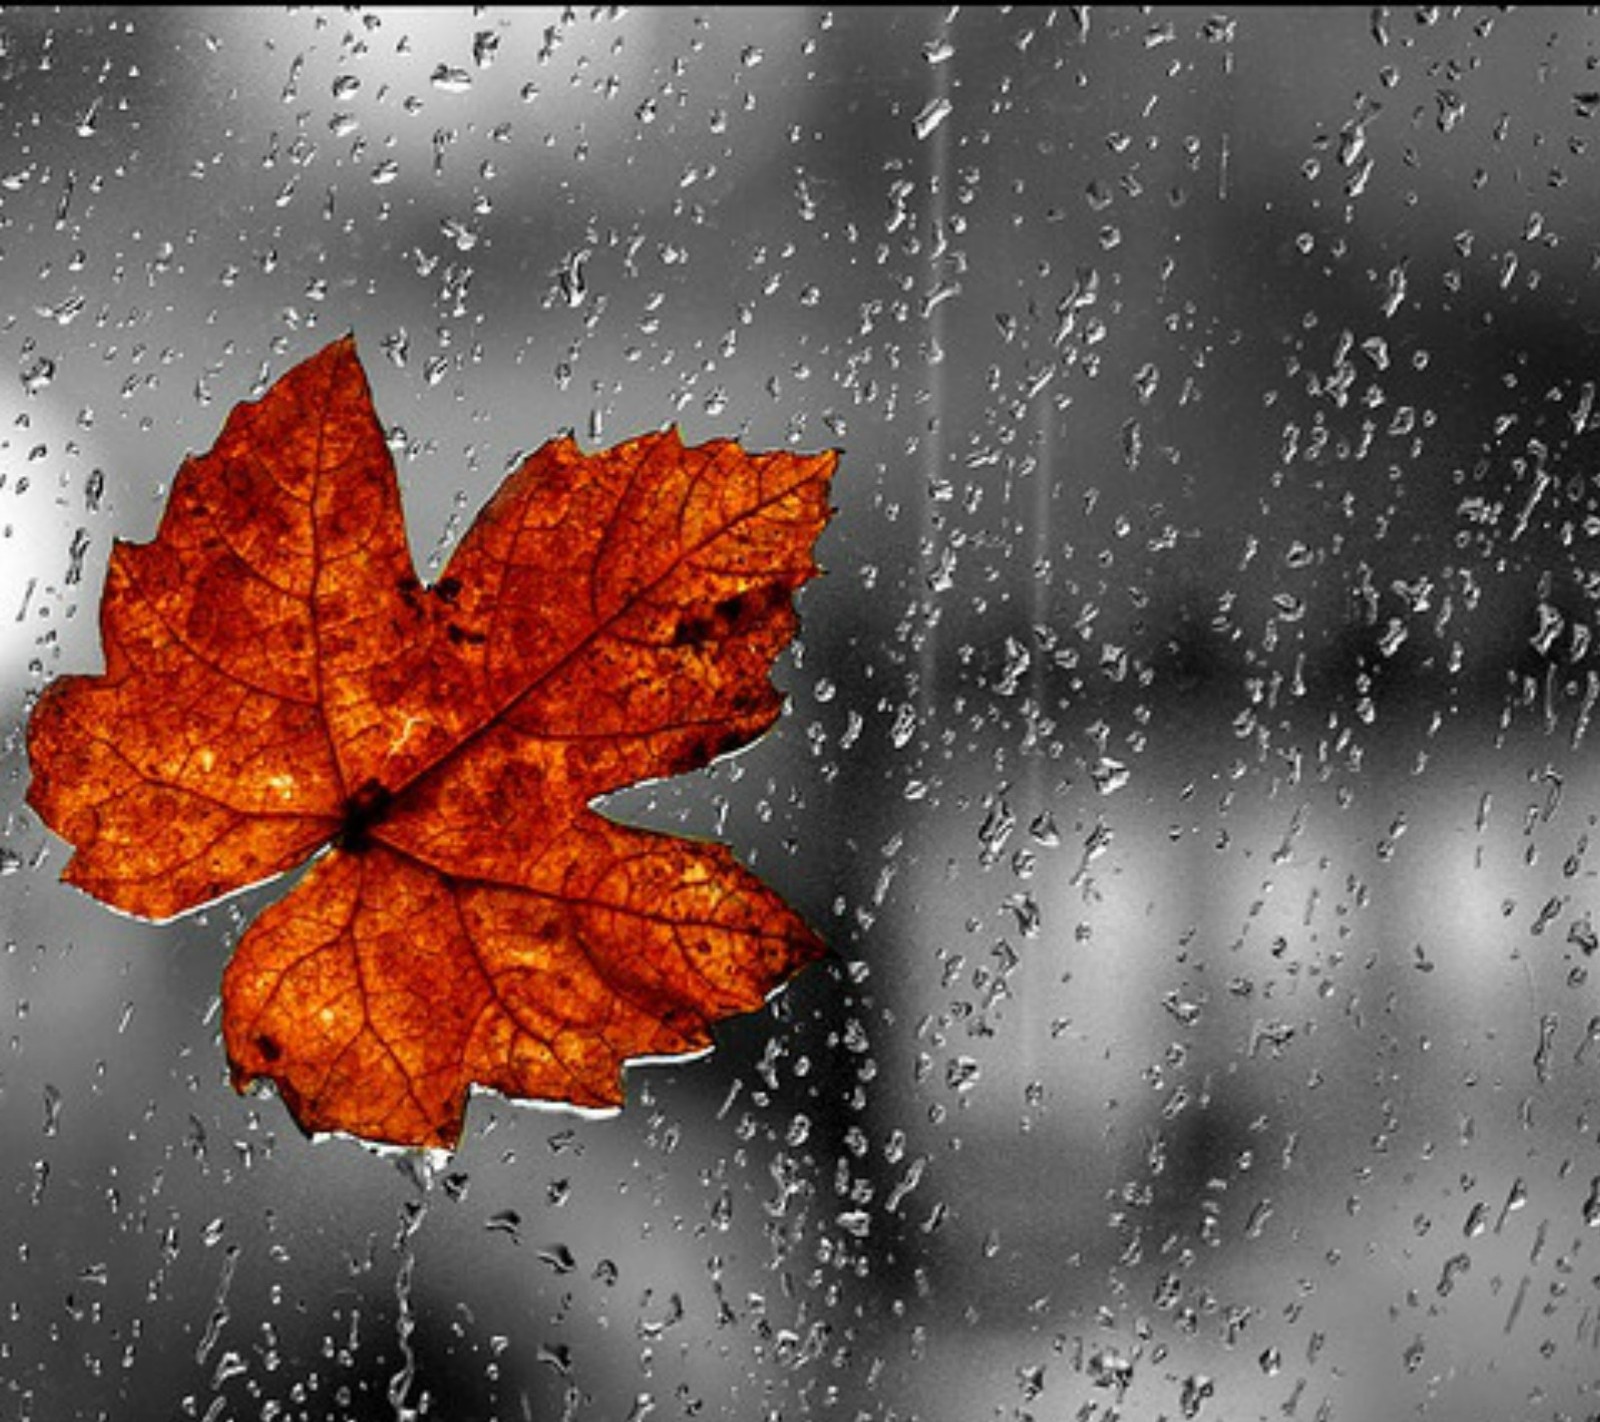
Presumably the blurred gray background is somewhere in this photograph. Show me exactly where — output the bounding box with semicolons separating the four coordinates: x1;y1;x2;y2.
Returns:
5;7;1600;1419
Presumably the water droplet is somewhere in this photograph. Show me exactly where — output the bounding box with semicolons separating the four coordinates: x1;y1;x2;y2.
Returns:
993;636;1030;695
1179;1374;1214;1418
1163;991;1202;1026
537;1340;573;1374
74;95;102;138
36;294;85;328
1003;892;1041;937
485;1209;522;1243
381;328;410;368
978;792;1015;865
1582;1176;1600;1225
558;248;590;308
913;96;952;141
440;216;477;252
20;356;56;396
945;1056;980;1091
42;1084;62;1136
538;1241;576;1273
890;703;918;750
431;64;472;93
836;1209;871;1238
1436;1251;1471;1296
1533;1013;1558;1084
1496;1176;1528;1230
1532;601;1564;655
1091;757;1130;794
1245;1198;1274;1238
1382;262;1409;318
1088;1348;1134;1394
1029;810;1061;846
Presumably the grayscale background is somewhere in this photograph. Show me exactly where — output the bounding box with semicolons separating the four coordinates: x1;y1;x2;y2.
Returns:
4;8;1600;1418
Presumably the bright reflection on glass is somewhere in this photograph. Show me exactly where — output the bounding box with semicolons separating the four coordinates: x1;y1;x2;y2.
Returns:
0;390;97;700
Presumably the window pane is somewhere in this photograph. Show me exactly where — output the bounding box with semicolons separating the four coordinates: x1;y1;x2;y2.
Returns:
5;8;1599;1417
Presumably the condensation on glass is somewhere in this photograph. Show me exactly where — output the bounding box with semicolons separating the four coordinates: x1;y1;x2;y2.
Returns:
3;8;1599;1419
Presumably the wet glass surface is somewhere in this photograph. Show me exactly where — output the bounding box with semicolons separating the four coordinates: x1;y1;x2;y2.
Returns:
6;8;1600;1418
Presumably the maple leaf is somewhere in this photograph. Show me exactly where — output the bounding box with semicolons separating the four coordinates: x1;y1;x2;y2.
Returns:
26;336;837;1150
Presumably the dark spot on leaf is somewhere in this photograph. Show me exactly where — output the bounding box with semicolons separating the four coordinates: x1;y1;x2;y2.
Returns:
434;576;462;604
447;622;486;646
728;581;787;626
671;612;714;647
671;584;786;647
672;726;747;773
338;778;392;853
256;1034;283;1063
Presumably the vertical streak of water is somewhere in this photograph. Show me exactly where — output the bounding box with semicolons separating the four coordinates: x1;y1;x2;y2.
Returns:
916;9;955;733
1013;388;1057;1088
1030;391;1056;739
388;1196;428;1421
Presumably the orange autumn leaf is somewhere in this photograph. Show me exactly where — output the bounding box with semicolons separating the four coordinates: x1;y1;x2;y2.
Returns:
27;336;837;1150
